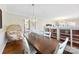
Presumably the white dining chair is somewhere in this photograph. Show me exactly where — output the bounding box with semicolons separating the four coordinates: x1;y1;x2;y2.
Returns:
44;31;51;38
54;37;69;54
21;33;37;54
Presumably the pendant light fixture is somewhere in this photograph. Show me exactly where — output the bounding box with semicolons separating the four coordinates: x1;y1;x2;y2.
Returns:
24;4;37;33
31;4;36;30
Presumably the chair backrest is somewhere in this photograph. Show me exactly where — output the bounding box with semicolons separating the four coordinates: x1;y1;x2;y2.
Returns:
44;31;51;38
21;33;31;54
22;33;37;54
56;37;69;54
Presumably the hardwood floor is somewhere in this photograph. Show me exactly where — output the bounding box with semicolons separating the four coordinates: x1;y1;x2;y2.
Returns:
3;40;25;54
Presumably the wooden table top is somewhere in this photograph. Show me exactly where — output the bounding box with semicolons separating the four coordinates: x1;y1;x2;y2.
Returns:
28;32;59;54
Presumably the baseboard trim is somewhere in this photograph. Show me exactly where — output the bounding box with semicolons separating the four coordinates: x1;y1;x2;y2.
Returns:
0;40;7;54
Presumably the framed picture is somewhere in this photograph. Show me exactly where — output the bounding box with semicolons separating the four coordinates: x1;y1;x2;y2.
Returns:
0;9;2;28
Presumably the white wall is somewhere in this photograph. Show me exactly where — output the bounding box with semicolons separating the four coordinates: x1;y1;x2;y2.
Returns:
5;4;79;31
5;12;26;32
4;4;79;31
0;4;7;54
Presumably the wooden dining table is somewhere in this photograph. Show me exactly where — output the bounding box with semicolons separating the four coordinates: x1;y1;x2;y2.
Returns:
28;32;59;54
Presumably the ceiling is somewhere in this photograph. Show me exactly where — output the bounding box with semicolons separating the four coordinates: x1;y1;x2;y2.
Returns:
6;4;79;20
